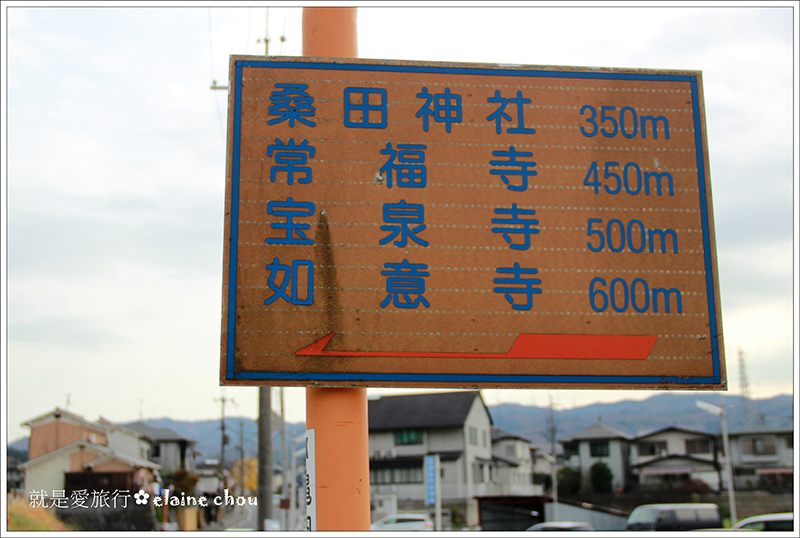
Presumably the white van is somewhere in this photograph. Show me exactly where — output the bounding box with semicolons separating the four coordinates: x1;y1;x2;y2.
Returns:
626;503;722;531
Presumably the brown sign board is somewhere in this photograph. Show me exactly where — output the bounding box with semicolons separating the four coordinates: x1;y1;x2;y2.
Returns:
220;56;725;390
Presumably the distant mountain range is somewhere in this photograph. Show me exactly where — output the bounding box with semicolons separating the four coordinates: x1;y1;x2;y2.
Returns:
8;393;793;464
490;393;794;449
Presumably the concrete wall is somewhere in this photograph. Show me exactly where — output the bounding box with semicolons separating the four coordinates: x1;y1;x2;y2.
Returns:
544;502;627;531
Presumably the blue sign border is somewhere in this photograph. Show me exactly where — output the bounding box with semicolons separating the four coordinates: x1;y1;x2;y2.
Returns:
224;59;721;387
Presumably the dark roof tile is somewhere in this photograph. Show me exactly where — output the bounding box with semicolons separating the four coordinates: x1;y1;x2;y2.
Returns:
368;391;489;431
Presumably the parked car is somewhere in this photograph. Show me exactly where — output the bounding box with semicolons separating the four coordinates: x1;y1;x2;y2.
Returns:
733;513;794;531
626;503;722;531
527;521;595;531
370;513;434;531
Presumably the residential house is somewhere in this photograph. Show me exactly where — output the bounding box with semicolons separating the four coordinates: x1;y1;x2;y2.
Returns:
560;422;633;493
490;428;542;497
97;418;153;463
367;391;495;528
24;408;110;461
630;426;720;491
122;421;198;475
19;408;160;499
728;426;793;492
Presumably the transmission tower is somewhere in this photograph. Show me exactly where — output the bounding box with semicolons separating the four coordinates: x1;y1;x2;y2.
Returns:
546;394;557;457
738;347;754;427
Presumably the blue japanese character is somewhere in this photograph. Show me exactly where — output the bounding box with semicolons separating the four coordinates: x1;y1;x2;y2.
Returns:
493;263;542;311
416;87;462;133
266;197;315;245
380;200;428;247
491;204;540;250
264;258;314;306
267;139;316;185
344;88;388;129
381;259;430;309
487;90;536;134
379;143;427;188
268;83;316;127
489;146;537;191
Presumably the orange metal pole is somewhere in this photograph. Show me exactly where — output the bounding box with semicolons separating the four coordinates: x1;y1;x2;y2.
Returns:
302;7;370;532
302;7;358;58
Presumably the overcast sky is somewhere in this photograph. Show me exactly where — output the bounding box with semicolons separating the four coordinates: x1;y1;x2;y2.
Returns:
3;3;797;444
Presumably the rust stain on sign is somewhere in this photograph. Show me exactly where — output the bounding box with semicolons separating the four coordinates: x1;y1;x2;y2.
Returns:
220;56;725;390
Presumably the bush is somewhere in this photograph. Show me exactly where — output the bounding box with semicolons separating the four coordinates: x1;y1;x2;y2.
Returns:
6;495;73;531
557;467;581;496
590;462;613;493
682;478;713;494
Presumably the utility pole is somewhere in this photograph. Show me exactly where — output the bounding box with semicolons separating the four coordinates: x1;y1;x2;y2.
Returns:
214;394;236;474
280;387;289;528
211;9;276;530
258;387;272;530
257;12;273;531
547;394;557;458
237;421;246;491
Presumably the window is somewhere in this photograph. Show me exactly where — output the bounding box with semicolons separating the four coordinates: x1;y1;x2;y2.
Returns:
370;466;423;485
505;445;516;458
638;441;667;456
394;429;423;445
685;439;712;454
590;441;609;457
741;435;776;456
469;426;478;445
472;462;484;483
564;443;579;458
482;430;487;447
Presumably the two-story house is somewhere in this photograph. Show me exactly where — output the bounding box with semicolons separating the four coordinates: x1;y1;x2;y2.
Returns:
490;428;541;497
97;418;153;462
122;421;198;475
367;391;494;528
728;426;793;492
19;408;160;498
560;422;633;493
630;426;720;491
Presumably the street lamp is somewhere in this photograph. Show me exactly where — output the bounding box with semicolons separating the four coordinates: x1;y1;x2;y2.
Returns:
541;452;559;521
696;400;737;525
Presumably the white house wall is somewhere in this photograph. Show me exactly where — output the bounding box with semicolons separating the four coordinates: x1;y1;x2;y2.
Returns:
159;443;183;475
461;398;493;527
633;430;716;466
369;431;397;457
105;429;148;462
429;428;465;453
24;452;70;497
578;439;628;492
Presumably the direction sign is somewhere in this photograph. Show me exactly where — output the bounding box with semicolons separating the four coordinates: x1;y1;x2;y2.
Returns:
220;56;725;390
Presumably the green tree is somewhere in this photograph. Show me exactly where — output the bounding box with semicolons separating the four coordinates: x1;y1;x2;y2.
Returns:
590;461;613;492
557;467;581;496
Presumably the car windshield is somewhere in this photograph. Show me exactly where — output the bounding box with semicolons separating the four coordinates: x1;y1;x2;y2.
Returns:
628;507;657;525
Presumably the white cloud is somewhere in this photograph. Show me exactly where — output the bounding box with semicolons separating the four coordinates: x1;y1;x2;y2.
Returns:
722;298;794;362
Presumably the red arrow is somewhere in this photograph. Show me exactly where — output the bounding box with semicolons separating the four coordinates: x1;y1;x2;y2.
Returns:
295;333;656;360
